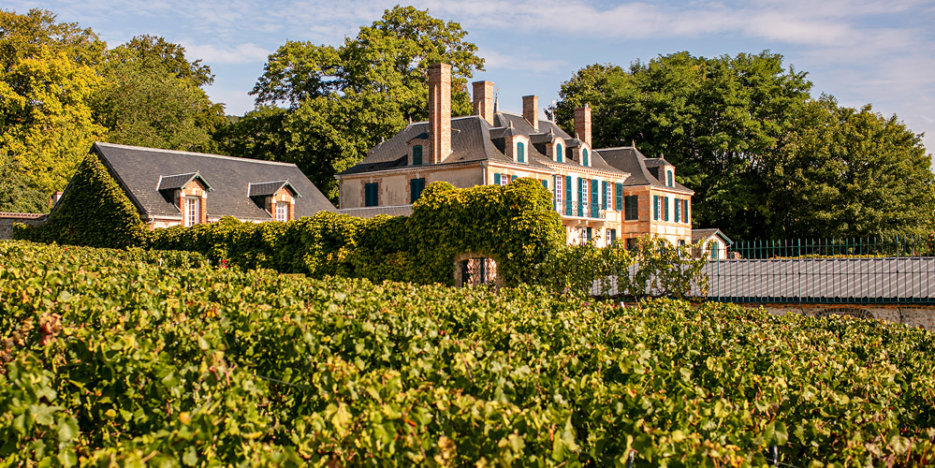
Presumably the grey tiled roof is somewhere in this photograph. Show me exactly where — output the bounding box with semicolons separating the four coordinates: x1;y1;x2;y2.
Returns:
92;142;335;221
248;181;302;198
157;172;213;192
692;228;732;245
338;205;414;218
340;113;628;177
598;146;694;194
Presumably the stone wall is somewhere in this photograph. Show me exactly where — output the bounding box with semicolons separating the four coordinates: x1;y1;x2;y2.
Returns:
755;303;935;331
0;213;46;240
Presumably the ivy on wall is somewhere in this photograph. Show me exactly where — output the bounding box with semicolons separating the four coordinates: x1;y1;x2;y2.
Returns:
13;152;148;248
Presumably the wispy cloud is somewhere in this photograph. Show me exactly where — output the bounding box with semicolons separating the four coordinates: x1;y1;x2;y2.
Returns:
180;41;270;65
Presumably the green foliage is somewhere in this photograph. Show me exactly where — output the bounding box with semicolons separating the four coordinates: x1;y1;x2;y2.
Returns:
3;239;935;465
0;149;48;212
219;5;485;201
555;51;935;240
13;152;148;248
94;35;226;153
148;179;564;287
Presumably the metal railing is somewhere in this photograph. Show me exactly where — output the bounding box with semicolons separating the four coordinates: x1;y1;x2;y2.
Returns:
705;235;935;305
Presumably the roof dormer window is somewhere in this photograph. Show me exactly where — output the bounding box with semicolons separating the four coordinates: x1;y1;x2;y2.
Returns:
667;169;674;187
516;141;526;163
412;144;423;166
555;142;564;163
582;148;590;167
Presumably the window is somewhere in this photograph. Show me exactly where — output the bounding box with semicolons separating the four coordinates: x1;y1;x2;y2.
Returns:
582;148;590;167
607;229;617;245
710;243;718;260
276;202;289;221
409;178;426;203
511;175;517;183
412;145;423;166
682;199;689;224
554;175;563;211
585;227;592;243
516;142;525;163
602;181;610;210
184;196;200;227
674;198;681;223
541;179;548;189
364;182;379;207
626;238;638;250
667;170;673;187
493;173;500;185
556;143;564;162
614;183;623;211
625;195;639;220
653;195;660;220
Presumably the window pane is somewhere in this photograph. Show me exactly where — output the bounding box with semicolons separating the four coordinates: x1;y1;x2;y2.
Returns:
412;145;423;166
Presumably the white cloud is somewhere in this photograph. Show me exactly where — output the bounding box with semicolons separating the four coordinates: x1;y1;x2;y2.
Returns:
479;48;568;73
180;42;270;65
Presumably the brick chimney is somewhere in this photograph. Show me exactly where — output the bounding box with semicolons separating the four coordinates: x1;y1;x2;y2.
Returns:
523;95;538;130
428;63;452;164
472;80;494;126
574;104;592;147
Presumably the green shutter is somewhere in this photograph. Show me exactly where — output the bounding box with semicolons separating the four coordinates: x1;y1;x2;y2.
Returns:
493;173;500;185
412;145;422;166
683;200;689;224
410;178;425;203
541;179;548;189
517;142;525;163
610;229;616;243
664;196;669;221
674;198;680;223
601;181;608;209
590;179;598;217
556;143;563;162
511;175;517;183
653;195;659;220
565;175;572;215
615;183;623;211
582;148;589;167
577;178;584;217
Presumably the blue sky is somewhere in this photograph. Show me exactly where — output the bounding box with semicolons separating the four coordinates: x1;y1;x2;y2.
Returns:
10;0;935;159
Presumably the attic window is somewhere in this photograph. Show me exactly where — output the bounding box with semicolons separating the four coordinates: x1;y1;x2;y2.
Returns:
516;141;525;163
555;142;564;163
412;145;423;166
667;170;674;187
582;148;590;167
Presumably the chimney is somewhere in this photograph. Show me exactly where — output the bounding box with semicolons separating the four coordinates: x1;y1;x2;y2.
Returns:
472;80;494;125
522;95;538;130
574;104;592;147
428;63;452;164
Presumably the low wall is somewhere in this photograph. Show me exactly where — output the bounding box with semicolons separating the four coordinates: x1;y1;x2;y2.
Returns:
0;213;46;240
753;303;935;331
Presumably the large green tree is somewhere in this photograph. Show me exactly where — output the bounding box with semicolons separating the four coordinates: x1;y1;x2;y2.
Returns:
0;9;107;212
94;35;226;152
219;5;484;200
554;51;935;239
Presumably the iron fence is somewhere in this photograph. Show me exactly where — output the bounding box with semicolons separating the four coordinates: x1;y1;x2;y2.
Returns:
705;235;935;305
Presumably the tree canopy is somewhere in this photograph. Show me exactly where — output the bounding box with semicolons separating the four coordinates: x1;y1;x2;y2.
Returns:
219;5;485;200
554;51;935;239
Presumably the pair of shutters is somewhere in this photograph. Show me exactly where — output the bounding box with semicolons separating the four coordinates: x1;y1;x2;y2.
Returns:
492;173;517;186
409;178;426;203
364;182;379;207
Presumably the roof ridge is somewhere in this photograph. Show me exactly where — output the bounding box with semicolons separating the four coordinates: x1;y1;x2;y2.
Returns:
94;142;300;168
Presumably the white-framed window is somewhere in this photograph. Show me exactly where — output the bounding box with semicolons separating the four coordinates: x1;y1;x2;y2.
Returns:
554;174;563;207
276;202;289;222
184;196;200;227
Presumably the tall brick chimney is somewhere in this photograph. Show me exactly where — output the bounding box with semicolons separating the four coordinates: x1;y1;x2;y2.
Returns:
428;63;452;164
522;95;538;130
574;104;592;147
472;80;494;126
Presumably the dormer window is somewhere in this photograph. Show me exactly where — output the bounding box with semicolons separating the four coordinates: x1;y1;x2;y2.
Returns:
667;169;674;187
555;142;564;163
184;197;200;227
157;172;214;227
248;180;302;222
412;145;423;166
582;148;590;167
516;141;525;163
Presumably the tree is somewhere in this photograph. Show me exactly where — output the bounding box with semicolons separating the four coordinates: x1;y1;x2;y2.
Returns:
223;5;485;200
0;9;107;211
94;35;226;152
553;51;935;239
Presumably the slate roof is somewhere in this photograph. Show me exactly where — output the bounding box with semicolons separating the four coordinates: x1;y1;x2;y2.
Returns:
157;172;214;192
92;142;334;221
340;113;629;177
597;146;694;194
248;180;302;198
692;228;733;245
338;205;414;218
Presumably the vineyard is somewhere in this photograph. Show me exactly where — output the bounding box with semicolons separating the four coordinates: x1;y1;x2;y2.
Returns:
2;240;935;466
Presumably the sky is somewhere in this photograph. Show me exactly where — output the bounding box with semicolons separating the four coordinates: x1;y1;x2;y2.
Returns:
9;0;935;159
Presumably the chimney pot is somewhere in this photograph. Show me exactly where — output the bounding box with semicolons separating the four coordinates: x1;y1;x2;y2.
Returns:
472;80;494;125
428;63;452;164
522;95;538;130
574;104;592;147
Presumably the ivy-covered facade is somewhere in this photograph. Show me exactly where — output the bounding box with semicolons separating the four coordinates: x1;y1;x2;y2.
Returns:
337;63;695;247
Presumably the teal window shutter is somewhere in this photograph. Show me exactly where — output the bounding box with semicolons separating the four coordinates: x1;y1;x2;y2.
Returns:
493;173;500;185
653;195;659;220
586;227;592;242
601;181;608;209
517;142;525;163
556;143;563;162
615;183;623;211
590;179;598;217
582;148;589;166
364;182;378;207
577;178;584;217
511;175;517;183
541;179;548;189
674;198;680;223
667;170;673;187
610;229;616;243
664;196;669;221
683;199;689;223
412;145;423;166
565;175;572;215
410;178;426;203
